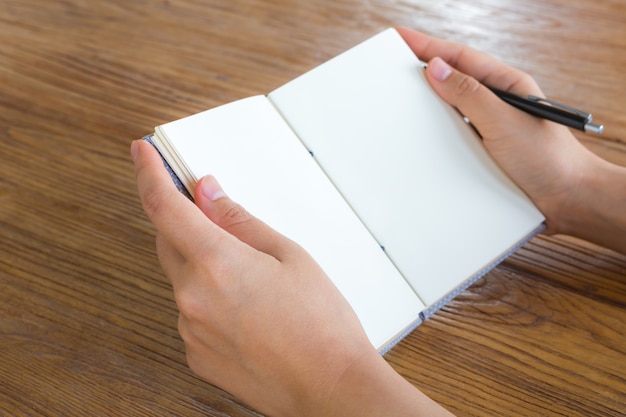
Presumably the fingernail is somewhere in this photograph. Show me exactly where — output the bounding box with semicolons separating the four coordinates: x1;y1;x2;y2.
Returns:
200;176;227;201
429;57;453;81
130;140;140;162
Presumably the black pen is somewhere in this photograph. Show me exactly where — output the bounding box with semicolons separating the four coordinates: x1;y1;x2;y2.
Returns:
487;86;604;135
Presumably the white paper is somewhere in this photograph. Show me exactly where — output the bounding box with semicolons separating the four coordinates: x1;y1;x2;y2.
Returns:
155;95;424;350
269;28;545;305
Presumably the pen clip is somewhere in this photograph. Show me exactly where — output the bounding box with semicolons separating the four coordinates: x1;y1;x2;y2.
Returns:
528;95;592;122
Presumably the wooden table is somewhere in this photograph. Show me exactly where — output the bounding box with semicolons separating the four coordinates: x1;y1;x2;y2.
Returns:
1;1;624;416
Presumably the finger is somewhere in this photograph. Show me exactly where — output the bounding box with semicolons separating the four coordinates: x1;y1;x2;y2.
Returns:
396;27;542;96
131;140;237;262
194;175;299;261
424;56;541;141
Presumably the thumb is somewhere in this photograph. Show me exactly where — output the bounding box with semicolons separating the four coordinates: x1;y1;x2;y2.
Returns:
424;57;526;139
194;175;295;259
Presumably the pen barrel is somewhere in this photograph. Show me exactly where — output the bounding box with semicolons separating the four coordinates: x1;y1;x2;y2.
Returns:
489;87;588;131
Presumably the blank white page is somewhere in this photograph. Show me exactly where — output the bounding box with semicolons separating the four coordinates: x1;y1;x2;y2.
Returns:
154;95;424;350
269;29;545;307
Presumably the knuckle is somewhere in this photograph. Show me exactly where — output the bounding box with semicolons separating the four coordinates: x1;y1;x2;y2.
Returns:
218;202;253;230
141;186;171;218
175;289;208;323
510;72;539;94
177;314;194;343
517;72;536;87
173;258;240;322
454;74;481;98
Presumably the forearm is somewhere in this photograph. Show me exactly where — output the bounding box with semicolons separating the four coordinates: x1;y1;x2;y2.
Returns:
557;155;626;254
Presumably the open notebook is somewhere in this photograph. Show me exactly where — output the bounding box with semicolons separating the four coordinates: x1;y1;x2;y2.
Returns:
145;28;545;354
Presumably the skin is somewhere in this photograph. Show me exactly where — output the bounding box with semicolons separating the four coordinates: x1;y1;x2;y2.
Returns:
131;28;626;416
396;27;626;254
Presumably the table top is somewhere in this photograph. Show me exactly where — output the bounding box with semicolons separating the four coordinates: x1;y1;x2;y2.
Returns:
1;1;624;416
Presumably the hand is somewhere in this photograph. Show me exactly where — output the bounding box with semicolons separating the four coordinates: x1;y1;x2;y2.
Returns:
131;139;454;417
397;27;592;233
131;139;372;416
397;28;626;254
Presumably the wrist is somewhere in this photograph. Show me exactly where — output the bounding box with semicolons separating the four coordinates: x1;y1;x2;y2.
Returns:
316;348;455;417
554;155;626;253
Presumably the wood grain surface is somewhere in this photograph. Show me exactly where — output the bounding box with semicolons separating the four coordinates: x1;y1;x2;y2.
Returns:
1;1;624;416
